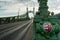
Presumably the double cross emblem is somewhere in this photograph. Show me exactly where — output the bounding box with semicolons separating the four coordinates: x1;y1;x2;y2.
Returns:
43;22;52;32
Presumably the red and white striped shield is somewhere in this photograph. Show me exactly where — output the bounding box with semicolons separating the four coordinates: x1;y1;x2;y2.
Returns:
43;22;52;32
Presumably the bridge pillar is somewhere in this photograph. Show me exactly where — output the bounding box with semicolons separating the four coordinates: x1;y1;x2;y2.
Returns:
26;7;30;20
33;7;35;16
33;0;60;40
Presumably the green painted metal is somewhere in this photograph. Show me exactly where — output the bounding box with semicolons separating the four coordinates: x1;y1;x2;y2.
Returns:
0;8;31;24
33;0;60;40
0;18;2;24
26;7;30;20
0;7;31;24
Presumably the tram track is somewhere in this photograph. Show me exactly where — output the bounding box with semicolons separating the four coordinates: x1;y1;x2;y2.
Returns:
0;20;32;40
14;21;32;40
0;21;28;32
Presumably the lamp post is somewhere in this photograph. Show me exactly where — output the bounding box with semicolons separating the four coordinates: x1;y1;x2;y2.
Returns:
17;8;20;21
18;8;20;17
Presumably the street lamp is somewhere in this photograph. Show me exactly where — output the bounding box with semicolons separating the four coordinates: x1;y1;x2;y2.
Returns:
17;8;20;21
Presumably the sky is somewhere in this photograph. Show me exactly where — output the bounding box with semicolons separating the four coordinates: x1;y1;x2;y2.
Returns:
0;0;60;17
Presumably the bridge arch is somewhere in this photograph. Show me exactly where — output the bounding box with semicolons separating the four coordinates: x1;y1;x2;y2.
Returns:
26;7;35;19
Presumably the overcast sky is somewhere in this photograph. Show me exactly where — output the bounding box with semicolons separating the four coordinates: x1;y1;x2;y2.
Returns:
0;0;60;17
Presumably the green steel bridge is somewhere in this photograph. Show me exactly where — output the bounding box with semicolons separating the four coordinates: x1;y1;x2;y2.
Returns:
0;7;34;40
0;0;60;40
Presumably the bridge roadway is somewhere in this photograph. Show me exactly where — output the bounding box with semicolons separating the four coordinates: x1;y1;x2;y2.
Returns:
0;20;33;40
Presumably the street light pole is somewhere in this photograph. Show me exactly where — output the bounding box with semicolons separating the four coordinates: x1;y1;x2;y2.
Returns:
17;8;20;21
18;8;20;17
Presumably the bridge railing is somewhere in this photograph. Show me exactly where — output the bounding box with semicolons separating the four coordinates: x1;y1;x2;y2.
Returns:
0;15;30;24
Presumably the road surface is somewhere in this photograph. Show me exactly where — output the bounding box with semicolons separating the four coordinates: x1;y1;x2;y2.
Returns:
0;20;33;40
